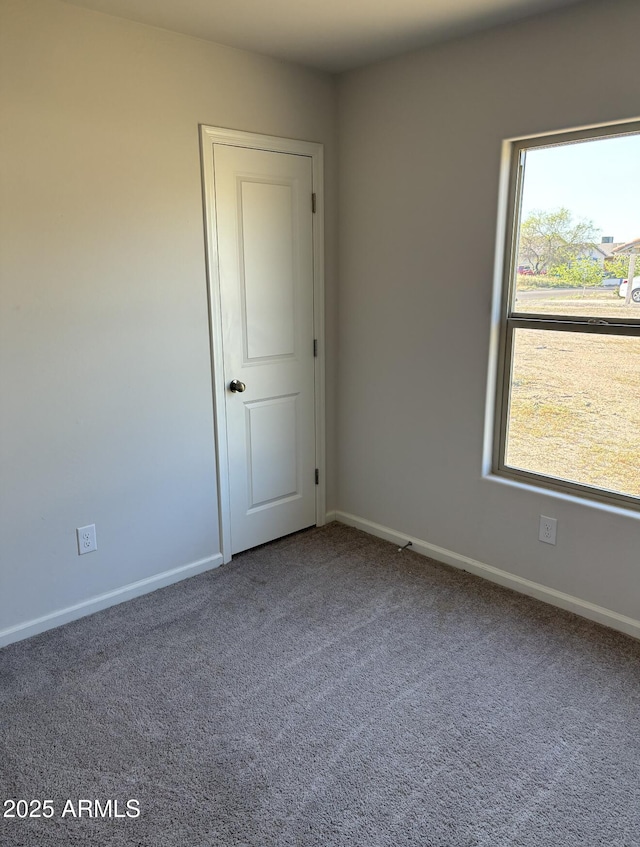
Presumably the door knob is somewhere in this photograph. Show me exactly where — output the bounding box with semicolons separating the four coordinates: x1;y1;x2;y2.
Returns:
229;379;246;393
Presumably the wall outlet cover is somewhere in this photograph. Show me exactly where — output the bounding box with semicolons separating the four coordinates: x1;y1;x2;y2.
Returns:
539;515;557;546
77;524;97;555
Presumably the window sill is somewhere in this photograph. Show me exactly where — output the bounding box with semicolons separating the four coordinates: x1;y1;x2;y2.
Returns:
483;471;640;520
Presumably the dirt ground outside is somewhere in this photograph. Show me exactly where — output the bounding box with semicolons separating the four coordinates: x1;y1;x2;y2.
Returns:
505;290;640;499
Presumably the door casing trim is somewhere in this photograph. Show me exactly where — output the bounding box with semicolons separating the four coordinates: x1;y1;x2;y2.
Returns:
200;125;326;563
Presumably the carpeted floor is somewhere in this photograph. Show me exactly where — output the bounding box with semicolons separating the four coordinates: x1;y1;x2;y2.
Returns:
2;523;640;846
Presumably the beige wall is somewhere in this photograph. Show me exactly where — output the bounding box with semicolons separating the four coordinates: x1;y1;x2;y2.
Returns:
0;0;337;640
337;0;640;624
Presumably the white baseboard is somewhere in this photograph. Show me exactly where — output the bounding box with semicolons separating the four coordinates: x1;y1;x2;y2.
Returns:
325;510;337;523
0;553;224;649
335;510;640;641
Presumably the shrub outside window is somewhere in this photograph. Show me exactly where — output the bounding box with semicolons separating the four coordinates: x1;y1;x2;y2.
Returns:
495;121;640;508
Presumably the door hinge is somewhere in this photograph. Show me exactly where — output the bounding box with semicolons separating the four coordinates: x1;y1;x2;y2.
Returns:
312;193;317;214
313;339;318;357
315;469;319;485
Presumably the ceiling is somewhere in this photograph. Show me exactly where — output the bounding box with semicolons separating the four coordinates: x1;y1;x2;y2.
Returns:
63;0;584;72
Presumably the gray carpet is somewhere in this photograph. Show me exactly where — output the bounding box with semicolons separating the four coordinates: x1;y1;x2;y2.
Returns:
2;523;640;846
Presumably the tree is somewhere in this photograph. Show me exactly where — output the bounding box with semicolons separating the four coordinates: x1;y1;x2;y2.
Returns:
605;254;636;280
518;208;599;274
552;258;604;288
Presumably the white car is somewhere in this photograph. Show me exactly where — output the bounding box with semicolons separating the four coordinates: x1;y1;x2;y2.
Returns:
618;276;640;302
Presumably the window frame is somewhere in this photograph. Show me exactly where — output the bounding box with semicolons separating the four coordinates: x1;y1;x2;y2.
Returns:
493;120;640;511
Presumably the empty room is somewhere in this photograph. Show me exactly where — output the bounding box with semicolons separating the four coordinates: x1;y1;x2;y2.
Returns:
2;0;640;843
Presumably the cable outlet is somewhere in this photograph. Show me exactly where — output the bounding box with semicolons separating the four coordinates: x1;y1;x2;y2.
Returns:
77;524;97;555
539;515;557;545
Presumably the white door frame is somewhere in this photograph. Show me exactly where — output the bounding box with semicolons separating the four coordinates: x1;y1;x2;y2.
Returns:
200;125;326;564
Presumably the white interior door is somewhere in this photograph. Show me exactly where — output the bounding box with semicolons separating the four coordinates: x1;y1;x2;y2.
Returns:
213;144;316;555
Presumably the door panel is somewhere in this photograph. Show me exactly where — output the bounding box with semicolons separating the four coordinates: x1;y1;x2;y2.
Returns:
214;144;315;554
240;181;296;360
245;394;299;509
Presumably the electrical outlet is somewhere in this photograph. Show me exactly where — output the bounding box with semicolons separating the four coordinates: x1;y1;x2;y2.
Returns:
77;524;97;555
539;515;557;546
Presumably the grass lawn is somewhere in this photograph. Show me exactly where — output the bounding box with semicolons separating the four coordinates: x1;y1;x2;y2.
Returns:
514;289;637;319
505;291;640;499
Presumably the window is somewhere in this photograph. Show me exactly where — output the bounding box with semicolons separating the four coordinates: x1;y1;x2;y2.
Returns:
495;122;640;508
